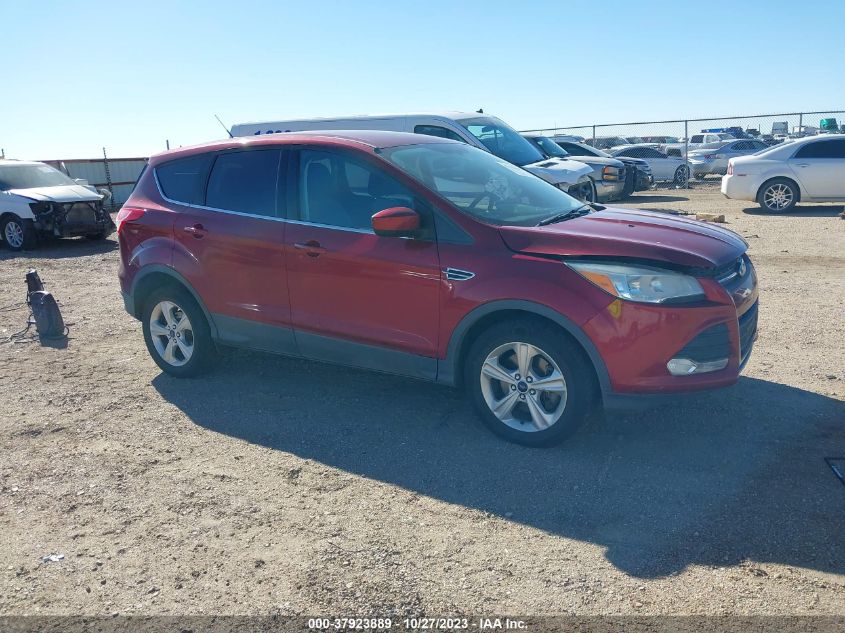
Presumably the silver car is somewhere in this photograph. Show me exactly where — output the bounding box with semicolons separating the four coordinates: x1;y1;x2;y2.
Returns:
688;139;770;178
522;133;627;202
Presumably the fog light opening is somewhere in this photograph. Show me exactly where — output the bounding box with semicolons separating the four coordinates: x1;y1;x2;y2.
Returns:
667;357;729;376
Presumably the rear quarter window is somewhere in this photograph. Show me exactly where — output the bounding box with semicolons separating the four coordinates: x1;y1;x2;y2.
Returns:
155;154;214;205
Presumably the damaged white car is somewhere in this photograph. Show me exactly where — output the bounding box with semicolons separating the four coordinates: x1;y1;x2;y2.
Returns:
0;160;115;250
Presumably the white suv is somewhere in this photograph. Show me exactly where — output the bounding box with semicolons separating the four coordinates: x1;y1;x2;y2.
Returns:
721;135;845;212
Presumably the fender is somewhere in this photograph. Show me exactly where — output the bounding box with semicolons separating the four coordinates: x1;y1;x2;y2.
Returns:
436;299;611;393
128;265;219;339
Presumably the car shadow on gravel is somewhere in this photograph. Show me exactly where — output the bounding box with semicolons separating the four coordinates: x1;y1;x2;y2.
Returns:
623;194;689;204
153;351;845;580
0;237;118;261
741;205;843;217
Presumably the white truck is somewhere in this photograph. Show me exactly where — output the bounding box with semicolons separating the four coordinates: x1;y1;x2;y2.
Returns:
230;112;597;201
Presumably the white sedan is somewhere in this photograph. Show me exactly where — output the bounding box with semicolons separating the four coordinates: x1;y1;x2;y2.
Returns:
721;135;845;212
608;145;690;184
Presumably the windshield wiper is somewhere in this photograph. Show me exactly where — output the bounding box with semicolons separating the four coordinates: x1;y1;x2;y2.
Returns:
536;204;592;226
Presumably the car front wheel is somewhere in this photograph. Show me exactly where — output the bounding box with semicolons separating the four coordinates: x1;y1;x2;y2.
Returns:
142;287;216;377
673;165;690;185
465;319;596;447
2;215;37;251
758;178;798;212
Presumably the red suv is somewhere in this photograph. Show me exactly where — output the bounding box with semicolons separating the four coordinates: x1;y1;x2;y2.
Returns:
118;131;758;446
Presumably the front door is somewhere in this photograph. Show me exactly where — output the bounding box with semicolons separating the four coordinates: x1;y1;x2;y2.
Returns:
788;139;845;198
284;147;441;378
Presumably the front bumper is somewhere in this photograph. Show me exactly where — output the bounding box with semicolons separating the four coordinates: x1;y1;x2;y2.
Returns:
32;201;115;237
635;171;654;190
595;179;626;201
585;257;758;396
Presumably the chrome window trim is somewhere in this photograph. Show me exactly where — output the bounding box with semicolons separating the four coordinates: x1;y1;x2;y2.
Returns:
154;169;376;235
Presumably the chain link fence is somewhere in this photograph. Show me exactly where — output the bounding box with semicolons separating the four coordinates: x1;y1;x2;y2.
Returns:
521;110;844;190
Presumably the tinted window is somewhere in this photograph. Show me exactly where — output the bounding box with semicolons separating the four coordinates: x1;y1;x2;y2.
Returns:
691;135;704;143
458;117;544;166
156;154;213;205
414;125;466;143
205;150;282;216
794;140;845;159
732;141;752;151
299;149;415;231
640;148;666;158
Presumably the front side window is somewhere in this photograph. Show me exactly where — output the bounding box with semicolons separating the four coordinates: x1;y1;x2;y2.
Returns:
0;163;78;191
414;125;466;143
691;135;704;143
156;154;214;205
457;117;544;167
205;149;282;216
794;140;845;159
381;142;583;227
298;149;415;231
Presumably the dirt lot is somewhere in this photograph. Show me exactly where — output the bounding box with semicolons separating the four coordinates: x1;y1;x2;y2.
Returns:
1;188;844;617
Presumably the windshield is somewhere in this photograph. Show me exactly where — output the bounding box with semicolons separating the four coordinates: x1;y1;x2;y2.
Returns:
0;163;77;191
458;117;545;167
530;136;568;158
381;142;583;227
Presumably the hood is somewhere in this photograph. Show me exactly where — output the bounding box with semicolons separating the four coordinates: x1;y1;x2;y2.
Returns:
523;157;593;186
498;207;746;269
6;184;103;203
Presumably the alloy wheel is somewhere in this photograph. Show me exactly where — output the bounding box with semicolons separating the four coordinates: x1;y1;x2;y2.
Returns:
763;183;793;210
479;341;568;432
149;300;194;367
4;220;24;249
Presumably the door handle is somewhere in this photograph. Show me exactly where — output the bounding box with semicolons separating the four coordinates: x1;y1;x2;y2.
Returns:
794;163;810;167
183;223;207;238
294;240;326;257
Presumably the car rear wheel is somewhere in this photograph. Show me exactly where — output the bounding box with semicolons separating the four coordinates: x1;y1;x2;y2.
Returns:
2;215;37;251
758;178;798;212
465;319;596;447
673;165;690;185
142;287;216;377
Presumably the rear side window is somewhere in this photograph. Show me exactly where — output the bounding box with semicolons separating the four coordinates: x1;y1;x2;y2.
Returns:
794;140;845;159
414;125;466;143
156;154;213;205
205;149;282;216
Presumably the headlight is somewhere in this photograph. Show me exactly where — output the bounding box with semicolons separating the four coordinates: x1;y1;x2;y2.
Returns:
567;262;705;304
601;165;621;181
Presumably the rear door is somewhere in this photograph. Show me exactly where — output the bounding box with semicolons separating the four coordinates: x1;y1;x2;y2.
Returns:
788;139;845;198
283;146;441;377
164;148;295;351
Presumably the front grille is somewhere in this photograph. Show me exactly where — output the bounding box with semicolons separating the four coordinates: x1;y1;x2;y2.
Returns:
739;301;758;363
675;323;731;363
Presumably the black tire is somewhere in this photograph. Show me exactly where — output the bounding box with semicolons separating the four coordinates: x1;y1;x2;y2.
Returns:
2;215;38;251
757;178;798;213
85;230;108;240
584;179;597;203
464;318;597;447
141;286;216;378
673;165;690;185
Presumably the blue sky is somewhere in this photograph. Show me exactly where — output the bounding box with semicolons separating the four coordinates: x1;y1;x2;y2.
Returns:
2;0;843;158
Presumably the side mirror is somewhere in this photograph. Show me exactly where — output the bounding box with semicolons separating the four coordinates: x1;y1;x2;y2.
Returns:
371;206;420;238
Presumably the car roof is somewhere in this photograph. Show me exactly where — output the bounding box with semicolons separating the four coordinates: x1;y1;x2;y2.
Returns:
148;130;456;165
0;159;47;167
234;111;487;127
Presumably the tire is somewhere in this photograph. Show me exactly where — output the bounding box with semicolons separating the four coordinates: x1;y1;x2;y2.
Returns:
757;178;798;213
583;179;597;203
85;230;108;240
2;215;37;251
141;286;216;377
464;318;596;447
673;165;690;185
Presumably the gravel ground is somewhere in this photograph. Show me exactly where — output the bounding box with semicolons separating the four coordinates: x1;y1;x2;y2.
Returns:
1;188;843;617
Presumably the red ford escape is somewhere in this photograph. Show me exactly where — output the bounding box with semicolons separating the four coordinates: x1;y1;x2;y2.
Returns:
117;131;758;446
